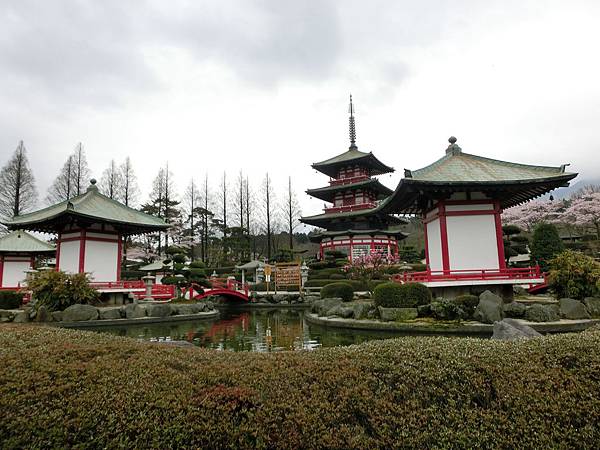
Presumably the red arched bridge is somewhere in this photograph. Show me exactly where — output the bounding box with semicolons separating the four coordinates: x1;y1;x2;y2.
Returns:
182;278;250;302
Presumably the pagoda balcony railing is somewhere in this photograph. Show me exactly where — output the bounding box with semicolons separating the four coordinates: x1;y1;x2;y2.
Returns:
329;175;370;186
392;266;544;284
324;202;377;214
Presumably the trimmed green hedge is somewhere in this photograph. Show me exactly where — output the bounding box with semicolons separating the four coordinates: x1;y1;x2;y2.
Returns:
452;294;480;318
304;279;387;291
2;326;600;448
0;291;22;309
373;282;431;308
321;282;354;302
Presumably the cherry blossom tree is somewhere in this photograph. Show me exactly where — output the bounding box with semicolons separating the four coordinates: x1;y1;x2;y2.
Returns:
565;192;600;239
501;200;562;231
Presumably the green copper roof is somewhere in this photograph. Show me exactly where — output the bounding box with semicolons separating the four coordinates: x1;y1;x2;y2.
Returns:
312;147;394;177
410;146;572;182
379;138;578;213
0;230;55;254
4;180;169;235
308;228;408;243
306;178;393;202
300;207;406;227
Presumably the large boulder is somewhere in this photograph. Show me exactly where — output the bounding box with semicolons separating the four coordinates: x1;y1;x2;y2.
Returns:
51;311;63;322
583;297;600;318
473;291;504;324
317;298;343;316
525;304;559;322
35;305;53;322
303;295;320;304
98;307;122;320
378;306;418;322
0;309;15;322
62;304;99;322
503;301;527;318
124;303;146;319
352;302;371;320
12;310;29;323
559;298;591;320
145;303;172;318
327;305;354;318
205;301;214;311
173;304;196;315
492;319;542;341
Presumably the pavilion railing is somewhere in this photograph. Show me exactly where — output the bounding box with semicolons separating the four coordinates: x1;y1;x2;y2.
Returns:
392;266;544;284
209;277;249;296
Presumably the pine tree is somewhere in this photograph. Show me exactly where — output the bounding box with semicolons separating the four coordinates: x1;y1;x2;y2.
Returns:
0;140;38;221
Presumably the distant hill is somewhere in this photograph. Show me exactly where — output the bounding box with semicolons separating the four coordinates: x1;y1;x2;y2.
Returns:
545;177;600;200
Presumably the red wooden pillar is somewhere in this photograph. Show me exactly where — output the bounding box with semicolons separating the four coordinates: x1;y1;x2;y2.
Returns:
438;201;450;274
494;201;507;269
78;229;86;273
116;234;123;281
55;233;62;271
0;255;4;287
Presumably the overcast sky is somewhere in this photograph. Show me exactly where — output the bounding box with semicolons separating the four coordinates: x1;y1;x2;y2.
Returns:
1;0;598;229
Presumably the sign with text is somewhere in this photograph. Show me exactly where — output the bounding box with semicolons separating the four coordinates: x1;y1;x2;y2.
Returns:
275;262;301;291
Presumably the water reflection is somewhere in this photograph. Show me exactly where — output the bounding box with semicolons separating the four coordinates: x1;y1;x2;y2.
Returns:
93;307;408;352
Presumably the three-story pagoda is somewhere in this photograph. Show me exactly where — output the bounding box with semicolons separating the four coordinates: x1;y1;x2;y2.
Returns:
301;96;406;259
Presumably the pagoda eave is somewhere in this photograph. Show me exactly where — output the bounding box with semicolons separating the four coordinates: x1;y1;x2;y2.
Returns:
4;212;169;236
380;174;578;214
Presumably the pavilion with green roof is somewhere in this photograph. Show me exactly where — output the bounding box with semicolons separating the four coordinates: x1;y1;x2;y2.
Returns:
3;179;169;283
378;136;577;295
0;230;55;288
301;96;407;260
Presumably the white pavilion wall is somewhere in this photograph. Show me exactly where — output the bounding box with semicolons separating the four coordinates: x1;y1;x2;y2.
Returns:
446;214;499;271
426;218;443;271
2;260;30;287
85;240;118;282
59;241;80;274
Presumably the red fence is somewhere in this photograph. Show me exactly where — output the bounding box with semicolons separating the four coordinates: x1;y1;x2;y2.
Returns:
210;277;249;296
393;266;544;284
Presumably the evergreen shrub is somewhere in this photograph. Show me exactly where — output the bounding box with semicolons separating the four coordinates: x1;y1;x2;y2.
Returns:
531;223;564;271
373;282;405;307
320;282;354;302
28;271;99;311
329;273;346;280
548;250;600;300
3;326;600;448
0;291;23;309
373;282;431;308
452;294;479;318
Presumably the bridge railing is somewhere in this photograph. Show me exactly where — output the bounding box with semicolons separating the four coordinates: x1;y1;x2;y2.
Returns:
392;266;544;284
210;277;249;296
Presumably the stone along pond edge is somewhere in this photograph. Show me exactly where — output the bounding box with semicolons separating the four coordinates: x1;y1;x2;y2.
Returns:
57;310;220;328
304;312;600;335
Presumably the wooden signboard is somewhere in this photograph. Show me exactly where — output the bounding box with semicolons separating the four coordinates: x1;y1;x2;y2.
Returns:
275;262;301;292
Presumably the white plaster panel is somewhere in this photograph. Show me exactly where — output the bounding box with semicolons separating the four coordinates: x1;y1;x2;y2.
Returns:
426;219;443;271
2;261;31;287
446;215;499;271
59;241;81;274
445;203;494;212
85;240;118;281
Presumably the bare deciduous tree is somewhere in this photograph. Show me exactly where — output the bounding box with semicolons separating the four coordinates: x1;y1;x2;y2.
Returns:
99;159;122;200
281;176;302;250
0;140;38;221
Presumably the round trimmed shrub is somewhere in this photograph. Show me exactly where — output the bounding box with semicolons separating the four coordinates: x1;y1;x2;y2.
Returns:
329;273;346;280
402;283;432;306
320;282;354;302
373;282;404;307
452;294;479;318
373;282;432;308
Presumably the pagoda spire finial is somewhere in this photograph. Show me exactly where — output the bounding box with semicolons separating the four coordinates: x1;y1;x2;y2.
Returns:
348;94;357;149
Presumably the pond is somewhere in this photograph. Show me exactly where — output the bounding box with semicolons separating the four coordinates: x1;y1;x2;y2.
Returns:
91;307;420;352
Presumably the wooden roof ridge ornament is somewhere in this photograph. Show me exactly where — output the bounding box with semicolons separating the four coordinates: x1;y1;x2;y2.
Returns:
349;94;357;150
